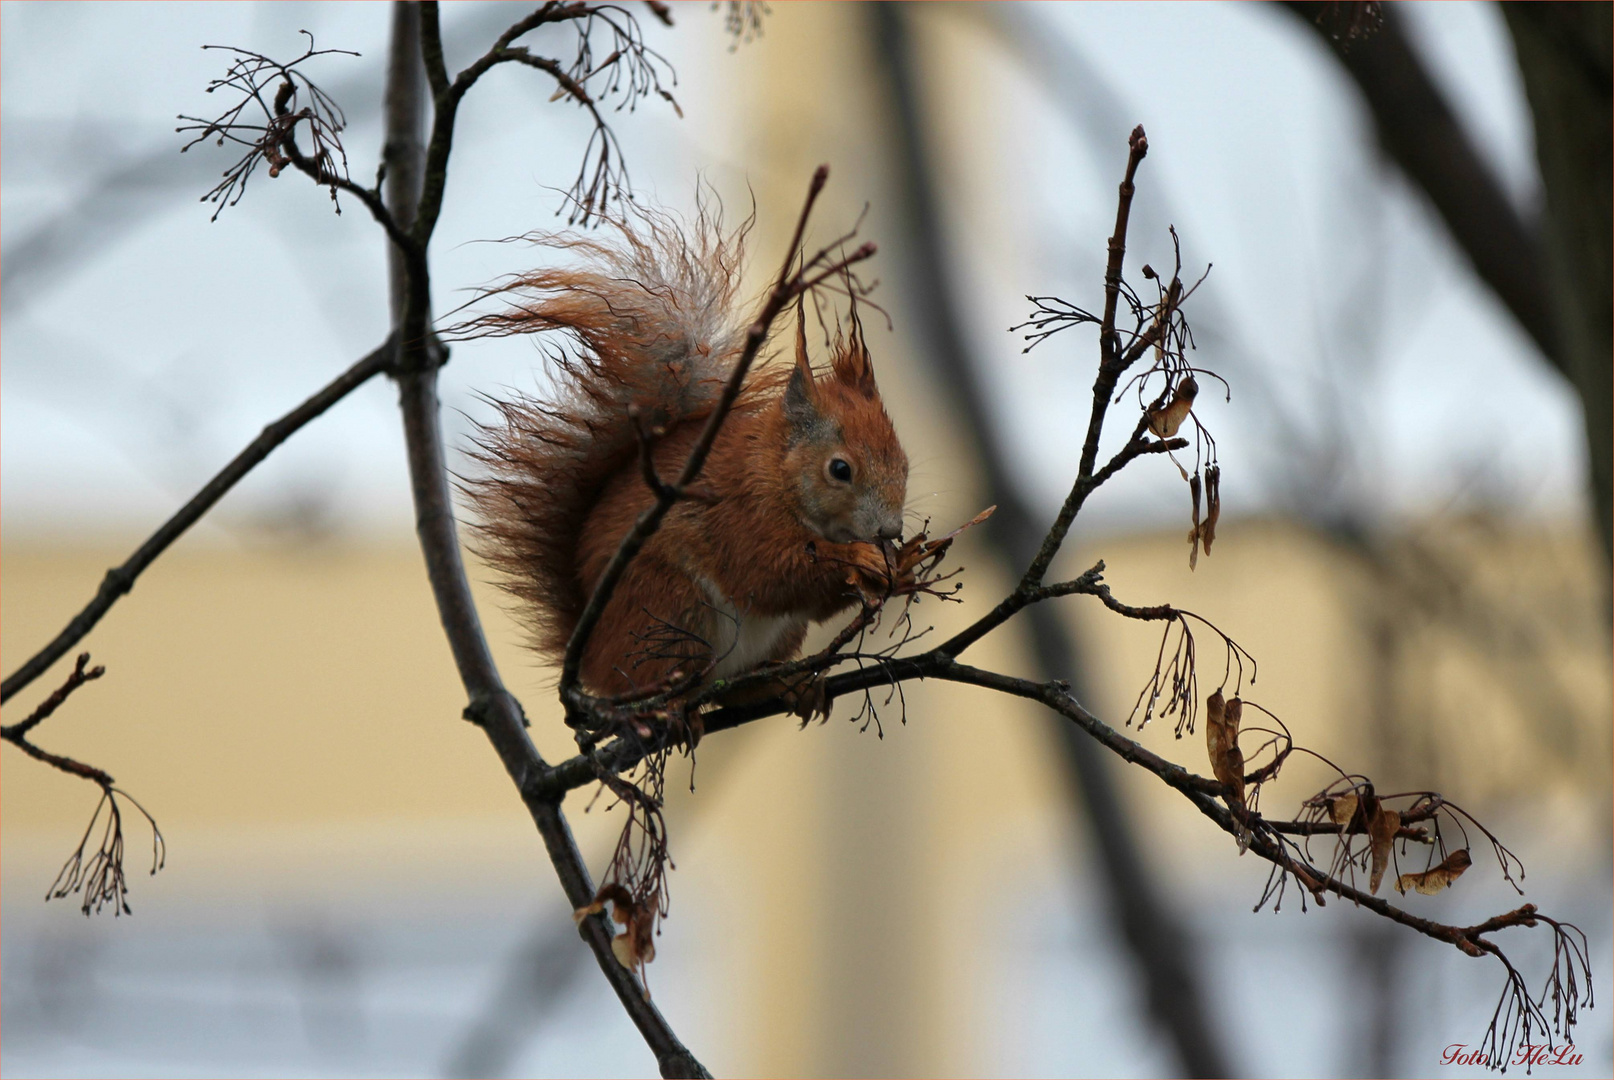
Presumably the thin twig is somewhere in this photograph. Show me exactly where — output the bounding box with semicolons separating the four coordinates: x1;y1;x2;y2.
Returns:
3;653;104;740
5;730;115;788
1020;125;1151;589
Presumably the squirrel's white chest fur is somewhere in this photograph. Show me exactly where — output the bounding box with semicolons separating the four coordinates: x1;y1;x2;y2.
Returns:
695;578;805;679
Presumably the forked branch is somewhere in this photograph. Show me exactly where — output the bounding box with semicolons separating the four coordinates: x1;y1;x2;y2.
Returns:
2;655;166;916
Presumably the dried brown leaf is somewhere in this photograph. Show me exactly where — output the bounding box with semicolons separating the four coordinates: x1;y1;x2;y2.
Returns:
1209;696;1245;806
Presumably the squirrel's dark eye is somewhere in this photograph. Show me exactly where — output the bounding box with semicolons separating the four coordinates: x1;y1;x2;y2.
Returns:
828;458;853;483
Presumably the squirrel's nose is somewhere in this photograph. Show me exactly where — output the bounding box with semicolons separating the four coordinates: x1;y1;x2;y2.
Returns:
877;519;903;541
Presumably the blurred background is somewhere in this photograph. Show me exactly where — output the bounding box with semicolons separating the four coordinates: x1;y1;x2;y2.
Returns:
2;2;1608;1076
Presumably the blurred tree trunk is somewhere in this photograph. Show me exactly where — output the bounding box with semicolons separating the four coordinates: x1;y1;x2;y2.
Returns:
1501;2;1612;572
869;5;1231;1076
1284;1;1612;572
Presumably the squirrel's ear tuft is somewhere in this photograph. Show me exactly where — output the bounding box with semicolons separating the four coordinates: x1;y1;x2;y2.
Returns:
794;293;812;378
830;293;878;395
784;296;821;431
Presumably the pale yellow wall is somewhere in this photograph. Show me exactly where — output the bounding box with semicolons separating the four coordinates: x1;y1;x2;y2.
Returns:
2;543;567;829
6;513;1603;1074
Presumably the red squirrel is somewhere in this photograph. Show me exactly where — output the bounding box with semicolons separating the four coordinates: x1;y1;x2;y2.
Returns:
465;212;909;699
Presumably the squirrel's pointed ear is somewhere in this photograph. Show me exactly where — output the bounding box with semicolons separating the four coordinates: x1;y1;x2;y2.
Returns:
794;293;812;377
784;296;821;431
830;293;878;395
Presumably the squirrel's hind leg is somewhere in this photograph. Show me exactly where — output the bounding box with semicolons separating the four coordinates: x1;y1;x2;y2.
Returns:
580;559;717;698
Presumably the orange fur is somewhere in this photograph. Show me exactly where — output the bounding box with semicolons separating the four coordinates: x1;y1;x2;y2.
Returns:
464;209;909;695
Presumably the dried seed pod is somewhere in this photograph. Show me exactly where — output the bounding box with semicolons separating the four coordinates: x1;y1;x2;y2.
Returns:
1207;696;1245;808
1326;793;1360;830
1368;803;1402;894
1187;471;1203;570
1396;849;1473;896
577;883;656;969
1205;691;1250;850
1204;689;1226;769
1291;863;1328;906
1224;695;1243;744
1200;465;1221;556
1148;375;1199;439
612;905;657;968
575;881;633;925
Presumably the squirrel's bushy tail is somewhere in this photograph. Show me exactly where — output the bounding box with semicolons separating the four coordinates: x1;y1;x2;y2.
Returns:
458;207;756;661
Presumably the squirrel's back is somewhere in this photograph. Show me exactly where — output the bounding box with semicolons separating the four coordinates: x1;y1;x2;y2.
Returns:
463;210;768;661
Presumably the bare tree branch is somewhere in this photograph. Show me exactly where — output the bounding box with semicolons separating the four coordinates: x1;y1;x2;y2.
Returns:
381;5;707;1074
7;2;701;1068
416;2;678;235
549;633;1593;1042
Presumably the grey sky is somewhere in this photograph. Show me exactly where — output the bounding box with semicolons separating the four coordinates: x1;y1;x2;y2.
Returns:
0;1;1587;543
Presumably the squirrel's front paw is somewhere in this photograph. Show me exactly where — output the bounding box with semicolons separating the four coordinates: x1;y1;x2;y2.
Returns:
847;541;892;587
826;539;910;596
785;673;829;727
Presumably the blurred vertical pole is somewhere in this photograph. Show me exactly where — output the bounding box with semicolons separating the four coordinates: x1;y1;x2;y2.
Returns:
868;4;1231;1076
1359;614;1403;1076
